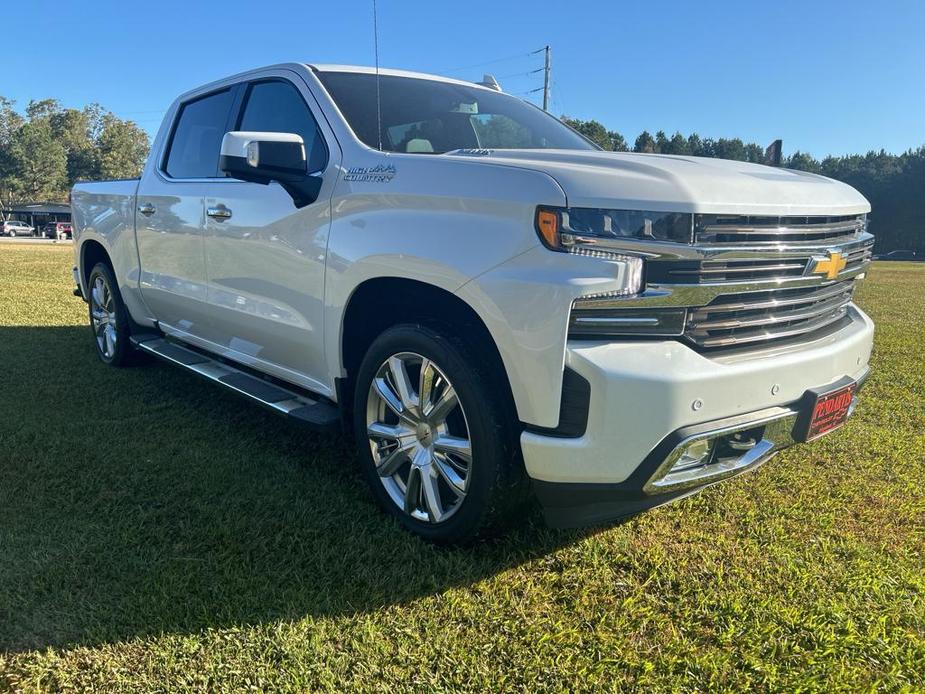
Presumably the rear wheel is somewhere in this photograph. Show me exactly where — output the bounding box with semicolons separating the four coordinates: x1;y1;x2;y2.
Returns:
354;324;521;543
88;262;133;366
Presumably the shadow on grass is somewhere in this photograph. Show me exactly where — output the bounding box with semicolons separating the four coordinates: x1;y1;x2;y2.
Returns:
0;326;596;652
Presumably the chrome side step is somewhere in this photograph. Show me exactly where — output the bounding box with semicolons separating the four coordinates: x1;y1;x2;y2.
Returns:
131;336;341;431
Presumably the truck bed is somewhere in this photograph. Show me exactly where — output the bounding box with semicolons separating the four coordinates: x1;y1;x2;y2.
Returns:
71;178;143;319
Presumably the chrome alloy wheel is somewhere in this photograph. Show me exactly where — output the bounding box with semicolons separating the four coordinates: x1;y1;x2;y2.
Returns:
365;352;472;523
90;274;118;359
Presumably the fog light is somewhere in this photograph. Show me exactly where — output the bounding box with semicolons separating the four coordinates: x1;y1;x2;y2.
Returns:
672;438;715;472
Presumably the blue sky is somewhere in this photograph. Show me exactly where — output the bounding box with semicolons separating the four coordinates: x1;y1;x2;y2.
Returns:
5;0;923;157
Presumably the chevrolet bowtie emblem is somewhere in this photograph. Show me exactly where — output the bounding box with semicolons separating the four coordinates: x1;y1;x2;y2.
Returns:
808;251;847;280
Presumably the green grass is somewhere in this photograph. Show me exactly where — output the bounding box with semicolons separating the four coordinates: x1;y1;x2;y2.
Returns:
0;245;923;692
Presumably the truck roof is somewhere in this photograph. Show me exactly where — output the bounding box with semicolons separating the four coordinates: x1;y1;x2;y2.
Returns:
306;63;501;93
172;62;502;109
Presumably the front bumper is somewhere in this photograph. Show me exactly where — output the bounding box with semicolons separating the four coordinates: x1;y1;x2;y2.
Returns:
523;304;875;528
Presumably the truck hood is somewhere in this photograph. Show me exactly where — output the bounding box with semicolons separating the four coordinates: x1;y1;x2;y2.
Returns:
447;149;870;217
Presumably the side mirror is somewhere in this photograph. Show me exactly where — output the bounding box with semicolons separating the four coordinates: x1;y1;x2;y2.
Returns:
219;131;321;207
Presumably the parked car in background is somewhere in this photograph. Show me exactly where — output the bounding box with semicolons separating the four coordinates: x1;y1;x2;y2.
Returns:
1;220;34;237
43;222;73;240
874;249;917;261
70;63;876;542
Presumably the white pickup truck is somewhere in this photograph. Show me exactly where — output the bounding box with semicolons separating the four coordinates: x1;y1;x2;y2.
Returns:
71;63;875;542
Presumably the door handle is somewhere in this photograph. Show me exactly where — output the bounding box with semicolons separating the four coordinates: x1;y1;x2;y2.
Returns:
207;205;232;221
137;203;155;216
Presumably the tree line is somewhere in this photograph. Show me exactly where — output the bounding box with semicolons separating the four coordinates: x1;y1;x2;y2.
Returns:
562;117;924;255
0;97;149;206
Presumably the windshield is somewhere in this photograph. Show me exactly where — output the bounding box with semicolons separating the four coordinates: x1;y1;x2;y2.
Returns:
316;71;596;154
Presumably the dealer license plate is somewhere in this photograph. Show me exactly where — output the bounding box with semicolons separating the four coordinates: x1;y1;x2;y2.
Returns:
796;381;857;442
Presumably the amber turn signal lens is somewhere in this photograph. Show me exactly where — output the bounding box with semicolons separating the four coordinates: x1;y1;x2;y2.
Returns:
536;208;560;249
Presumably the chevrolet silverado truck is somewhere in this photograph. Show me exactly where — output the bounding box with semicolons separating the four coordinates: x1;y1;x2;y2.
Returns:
70;63;875;542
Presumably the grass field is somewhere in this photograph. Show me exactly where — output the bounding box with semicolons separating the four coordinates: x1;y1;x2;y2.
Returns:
0;245;923;692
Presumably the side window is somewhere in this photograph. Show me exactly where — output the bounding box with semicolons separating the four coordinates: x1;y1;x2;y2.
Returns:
164;89;234;179
238;80;327;173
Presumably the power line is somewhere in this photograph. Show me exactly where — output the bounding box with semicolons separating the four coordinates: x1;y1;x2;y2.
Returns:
438;45;552;111
438;49;541;76
493;68;545;80
551;74;565;115
505;46;552;110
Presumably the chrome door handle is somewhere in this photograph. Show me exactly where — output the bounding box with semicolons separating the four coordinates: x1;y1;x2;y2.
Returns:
137;203;155;216
207;205;232;221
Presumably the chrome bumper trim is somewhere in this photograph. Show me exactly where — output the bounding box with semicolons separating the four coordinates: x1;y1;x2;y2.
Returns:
643;366;869;494
643;407;798;494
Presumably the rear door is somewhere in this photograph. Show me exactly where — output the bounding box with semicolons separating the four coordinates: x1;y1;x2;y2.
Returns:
200;74;338;393
135;86;237;338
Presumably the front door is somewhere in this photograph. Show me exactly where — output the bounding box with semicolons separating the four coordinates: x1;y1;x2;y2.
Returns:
201;77;337;394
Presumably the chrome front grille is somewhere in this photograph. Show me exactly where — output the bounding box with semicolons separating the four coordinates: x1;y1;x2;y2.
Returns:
568;212;874;350
663;258;807;283
652;240;874;285
842;243;874;270
685;280;856;348
695;214;866;245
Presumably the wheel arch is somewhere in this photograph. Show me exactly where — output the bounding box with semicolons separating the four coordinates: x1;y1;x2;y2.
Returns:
79;238;152;335
339;276;518;428
79;238;113;287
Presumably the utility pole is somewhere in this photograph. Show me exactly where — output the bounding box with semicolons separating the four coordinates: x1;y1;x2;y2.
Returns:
542;45;551;111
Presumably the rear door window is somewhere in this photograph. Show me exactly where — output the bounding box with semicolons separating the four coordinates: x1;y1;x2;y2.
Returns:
164;89;234;179
237;80;327;173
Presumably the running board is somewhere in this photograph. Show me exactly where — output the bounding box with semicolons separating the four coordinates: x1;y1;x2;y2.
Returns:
132;336;341;431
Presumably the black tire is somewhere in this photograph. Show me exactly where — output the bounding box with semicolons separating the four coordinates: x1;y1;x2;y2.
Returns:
87;262;134;367
353;324;522;544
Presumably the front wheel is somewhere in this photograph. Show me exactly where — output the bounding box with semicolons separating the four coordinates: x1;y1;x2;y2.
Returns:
87;262;133;366
354;324;521;543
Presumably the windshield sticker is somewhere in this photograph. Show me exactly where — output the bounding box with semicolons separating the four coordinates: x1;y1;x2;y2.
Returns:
344;164;396;183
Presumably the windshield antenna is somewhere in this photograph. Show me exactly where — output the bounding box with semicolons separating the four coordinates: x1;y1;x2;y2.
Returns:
372;0;382;151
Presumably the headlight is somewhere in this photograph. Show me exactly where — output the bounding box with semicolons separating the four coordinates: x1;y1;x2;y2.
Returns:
535;206;693;250
536;206;695;337
535;206;690;300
